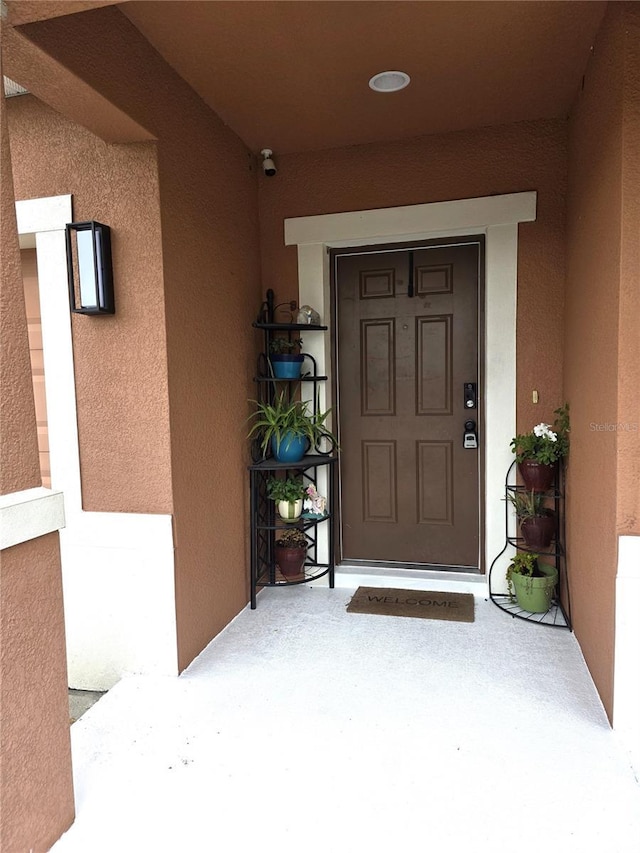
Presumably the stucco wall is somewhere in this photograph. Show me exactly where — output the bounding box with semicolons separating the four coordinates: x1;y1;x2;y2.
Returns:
565;2;640;721
9;6;262;669
1;93;41;495
154;75;261;671
617;5;640;535
0;535;75;852
9;96;171;515
258;118;567;431
1;52;74;846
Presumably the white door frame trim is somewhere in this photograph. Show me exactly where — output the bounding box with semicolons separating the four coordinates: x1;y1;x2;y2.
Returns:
285;192;537;590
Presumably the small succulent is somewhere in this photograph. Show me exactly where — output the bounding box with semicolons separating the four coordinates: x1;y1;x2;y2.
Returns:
269;337;303;354
506;552;542;597
276;528;307;549
505;490;552;520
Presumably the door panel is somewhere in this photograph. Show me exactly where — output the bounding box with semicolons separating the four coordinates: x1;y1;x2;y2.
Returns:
416;314;452;414
360;319;395;415
417;439;453;524
337;242;481;569
362;440;397;523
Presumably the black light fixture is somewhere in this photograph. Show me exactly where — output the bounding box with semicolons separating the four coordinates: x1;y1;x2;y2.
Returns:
66;221;115;315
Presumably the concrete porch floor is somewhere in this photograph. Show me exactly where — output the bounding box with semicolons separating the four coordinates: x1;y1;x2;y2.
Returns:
53;585;640;852
68;690;106;724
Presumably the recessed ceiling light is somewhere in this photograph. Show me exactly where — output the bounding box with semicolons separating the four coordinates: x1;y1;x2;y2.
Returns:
368;71;410;93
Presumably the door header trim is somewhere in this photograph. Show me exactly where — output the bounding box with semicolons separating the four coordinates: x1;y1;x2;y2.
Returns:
285;192;536;247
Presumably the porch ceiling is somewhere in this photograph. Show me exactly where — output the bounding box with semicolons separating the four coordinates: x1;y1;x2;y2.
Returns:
118;0;607;154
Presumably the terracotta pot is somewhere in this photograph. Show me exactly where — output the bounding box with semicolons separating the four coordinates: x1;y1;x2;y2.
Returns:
521;514;555;549
275;545;307;578
518;460;557;492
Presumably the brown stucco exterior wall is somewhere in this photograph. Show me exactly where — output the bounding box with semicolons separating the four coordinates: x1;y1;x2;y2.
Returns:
1;90;41;495
257;118;567;430
8;96;172;514
565;2;640;721
617;5;640;535
9;6;262;668
0;536;75;852
157;132;260;669
1;39;74;845
149;76;261;670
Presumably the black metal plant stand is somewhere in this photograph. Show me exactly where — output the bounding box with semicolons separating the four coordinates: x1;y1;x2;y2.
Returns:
249;291;337;609
488;460;572;629
249;455;337;608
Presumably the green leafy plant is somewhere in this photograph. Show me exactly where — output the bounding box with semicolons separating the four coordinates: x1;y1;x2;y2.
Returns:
269;337;303;355
247;392;337;456
266;476;305;503
505;490;552;520
276;528;308;549
510;404;570;464
506;552;542;597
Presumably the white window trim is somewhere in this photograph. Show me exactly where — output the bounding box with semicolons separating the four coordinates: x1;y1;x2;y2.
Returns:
0;487;65;550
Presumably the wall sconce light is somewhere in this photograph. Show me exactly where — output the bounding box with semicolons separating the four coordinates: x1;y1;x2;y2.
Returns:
66;221;115;314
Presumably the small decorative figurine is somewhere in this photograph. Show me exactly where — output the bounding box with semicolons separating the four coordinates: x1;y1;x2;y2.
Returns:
302;484;327;518
297;305;321;325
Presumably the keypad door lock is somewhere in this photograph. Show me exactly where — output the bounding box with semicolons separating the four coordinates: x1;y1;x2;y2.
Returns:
464;419;478;449
464;382;477;409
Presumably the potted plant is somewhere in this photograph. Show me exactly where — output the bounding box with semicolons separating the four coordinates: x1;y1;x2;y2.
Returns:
248;392;337;462
269;337;304;379
506;490;556;549
506;552;558;614
275;527;308;577
510;404;569;491
267;475;306;522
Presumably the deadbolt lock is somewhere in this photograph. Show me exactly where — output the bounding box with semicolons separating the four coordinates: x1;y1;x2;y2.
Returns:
464;382;477;409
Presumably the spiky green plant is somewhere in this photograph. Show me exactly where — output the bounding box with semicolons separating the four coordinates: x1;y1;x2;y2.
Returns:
247;392;336;456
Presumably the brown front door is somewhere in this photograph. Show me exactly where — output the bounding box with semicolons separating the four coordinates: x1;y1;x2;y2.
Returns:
336;240;482;569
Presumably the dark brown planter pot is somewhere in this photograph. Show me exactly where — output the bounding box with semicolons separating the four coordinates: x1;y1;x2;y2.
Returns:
518;460;557;492
521;514;556;549
275;546;307;578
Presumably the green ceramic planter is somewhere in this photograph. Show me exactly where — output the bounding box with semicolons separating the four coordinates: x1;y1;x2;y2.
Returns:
511;561;558;613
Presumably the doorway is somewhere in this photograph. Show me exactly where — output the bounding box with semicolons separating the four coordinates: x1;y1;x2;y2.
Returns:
285;192;535;588
335;239;483;570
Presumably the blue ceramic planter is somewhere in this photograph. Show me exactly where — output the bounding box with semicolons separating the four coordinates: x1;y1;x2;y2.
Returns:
270;355;304;380
272;432;309;463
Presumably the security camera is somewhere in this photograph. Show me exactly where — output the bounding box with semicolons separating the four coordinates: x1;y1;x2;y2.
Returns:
260;148;277;177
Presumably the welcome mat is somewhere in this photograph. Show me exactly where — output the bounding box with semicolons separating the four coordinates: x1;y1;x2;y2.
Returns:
346;587;475;623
